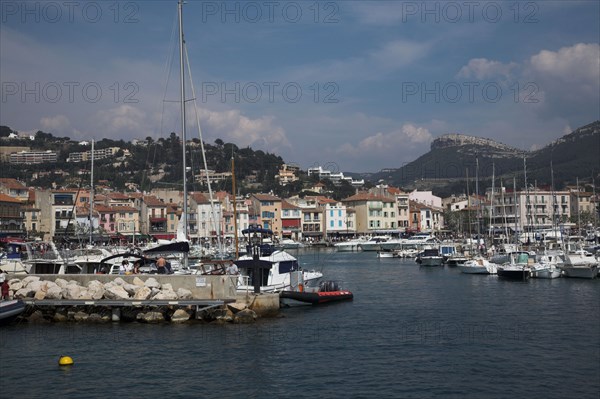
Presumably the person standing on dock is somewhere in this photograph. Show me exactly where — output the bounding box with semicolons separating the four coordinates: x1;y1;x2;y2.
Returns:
1;275;9;300
156;257;167;274
226;261;239;275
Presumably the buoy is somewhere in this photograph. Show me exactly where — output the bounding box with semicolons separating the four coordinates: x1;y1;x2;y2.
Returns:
58;356;74;366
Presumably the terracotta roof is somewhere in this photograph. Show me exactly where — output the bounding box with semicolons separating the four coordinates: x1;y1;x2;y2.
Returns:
108;192;130;200
253;194;281;201
143;196;165;207
342;192;395;202
0;178;27;190
190;192;210;204
94;204;138;213
281;200;301;210
0;193;22;203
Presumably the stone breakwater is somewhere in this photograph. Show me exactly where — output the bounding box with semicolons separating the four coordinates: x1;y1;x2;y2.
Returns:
7;276;261;324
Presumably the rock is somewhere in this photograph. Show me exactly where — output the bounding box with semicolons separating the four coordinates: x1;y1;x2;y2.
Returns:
78;289;92;300
152;290;178;300
144;278;161;289
88;284;105;300
45;286;63;299
233;309;257;324
21;276;41;286
170;309;191;323
53;311;68;322
28;310;48;323
9;280;23;291
114;277;126;286
73;311;89;322
227;302;248;314
122;283;138;296
162;283;173;292
104;285;130;300
14;287;36;299
62;285;82;300
87;280;103;289
87;313;104;323
150;287;160;297
28;280;45;292
137;311;164;323
133;286;152;300
54;278;68;288
34;290;47;300
67;280;80;286
132;277;145;286
176;288;193;300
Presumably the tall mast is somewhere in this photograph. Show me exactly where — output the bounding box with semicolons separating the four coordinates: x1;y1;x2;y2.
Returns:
178;0;188;266
232;151;238;258
489;163;495;238
89;139;94;246
513;177;518;247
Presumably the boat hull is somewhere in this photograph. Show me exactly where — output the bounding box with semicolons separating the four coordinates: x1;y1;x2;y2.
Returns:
497;266;531;280
561;265;598;279
0;300;26;325
458;265;489;274
280;290;353;305
420;256;443;266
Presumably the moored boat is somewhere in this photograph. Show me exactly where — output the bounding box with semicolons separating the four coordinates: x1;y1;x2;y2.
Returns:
280;280;353;306
497;252;533;280
0;299;26;325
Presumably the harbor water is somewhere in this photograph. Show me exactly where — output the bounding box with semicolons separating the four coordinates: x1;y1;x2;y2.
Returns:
1;249;599;398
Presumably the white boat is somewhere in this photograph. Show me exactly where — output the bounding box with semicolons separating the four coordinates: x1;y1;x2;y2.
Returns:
560;246;598;279
0;299;26;325
418;248;443;266
333;238;365;252
0;241;78;274
358;236;390;252
458;257;498;274
65;247;117;274
277;239;305;250
530;251;563;279
497;252;533;280
234;225;323;293
377;250;395;258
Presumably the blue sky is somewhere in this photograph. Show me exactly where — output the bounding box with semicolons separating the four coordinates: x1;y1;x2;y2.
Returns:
1;1;599;173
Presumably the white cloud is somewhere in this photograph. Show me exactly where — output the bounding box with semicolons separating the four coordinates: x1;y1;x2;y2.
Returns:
338;123;432;156
40;115;71;131
457;58;517;80
198;108;290;151
94;105;147;134
526;43;600;117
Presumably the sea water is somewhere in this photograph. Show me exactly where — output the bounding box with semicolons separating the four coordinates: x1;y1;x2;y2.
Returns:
1;249;598;398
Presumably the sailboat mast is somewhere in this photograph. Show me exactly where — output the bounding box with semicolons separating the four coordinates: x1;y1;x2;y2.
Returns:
513;176;518;247
89;139;94;246
489;163;495;238
178;0;188;267
232;153;238;258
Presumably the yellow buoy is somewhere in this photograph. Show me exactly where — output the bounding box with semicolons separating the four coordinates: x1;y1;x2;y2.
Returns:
58;356;74;366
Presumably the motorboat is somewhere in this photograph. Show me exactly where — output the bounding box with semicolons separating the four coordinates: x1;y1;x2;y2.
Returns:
0;241;79;274
0;299;26;325
277;239;305;250
417;248;443;266
280;280;353;306
358;236;390;252
234;225;323;293
458;257;498;274
497;251;533;280
530;251;563;279
377;249;395;258
333;238;366;252
560;246;598;279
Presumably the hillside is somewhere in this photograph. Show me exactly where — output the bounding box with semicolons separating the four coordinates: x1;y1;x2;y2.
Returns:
368;121;600;196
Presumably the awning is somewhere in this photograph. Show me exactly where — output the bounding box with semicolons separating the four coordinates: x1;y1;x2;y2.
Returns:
152;234;176;240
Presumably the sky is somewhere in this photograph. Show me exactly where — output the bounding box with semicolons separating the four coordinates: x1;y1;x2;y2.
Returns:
1;0;599;173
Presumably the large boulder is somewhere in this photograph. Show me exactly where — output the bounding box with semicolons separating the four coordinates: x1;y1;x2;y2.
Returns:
45;285;63;300
137;311;164;323
78;288;92;300
170;309;191;323
161;283;173;292
152;290;178;300
54;278;69;289
9;280;23;291
34;290;47;300
132;277;145;287
233;309;257;324
176;288;193;300
133;286;152;300
113;277;126;286
144;278;161;289
104;285;130;300
87;284;105;300
122;283;139;296
14;287;36;299
21;276;41;286
62;285;82;300
27;280;45;293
